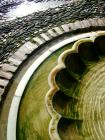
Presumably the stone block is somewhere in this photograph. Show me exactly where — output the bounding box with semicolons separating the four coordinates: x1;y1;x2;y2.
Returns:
0;79;9;87
47;29;58;37
14;51;27;61
81;19;91;28
8;57;22;66
89;18;99;27
2;64;17;73
19;41;38;54
69;22;75;30
97;18;105;26
61;24;70;32
40;33;50;41
73;21;83;30
53;27;63;35
33;37;45;45
0;71;13;80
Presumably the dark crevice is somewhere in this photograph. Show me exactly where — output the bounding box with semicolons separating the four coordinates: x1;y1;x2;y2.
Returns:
94;35;105;56
65;53;86;79
78;42;99;63
55;69;79;97
58;117;83;140
52;90;78;118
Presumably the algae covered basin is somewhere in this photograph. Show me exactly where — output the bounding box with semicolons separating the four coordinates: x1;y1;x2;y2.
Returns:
16;44;73;140
17;33;105;140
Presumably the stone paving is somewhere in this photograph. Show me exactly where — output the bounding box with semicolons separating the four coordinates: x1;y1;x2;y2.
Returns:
0;0;105;63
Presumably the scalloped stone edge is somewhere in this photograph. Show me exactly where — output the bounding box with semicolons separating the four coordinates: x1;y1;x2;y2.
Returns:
45;31;105;140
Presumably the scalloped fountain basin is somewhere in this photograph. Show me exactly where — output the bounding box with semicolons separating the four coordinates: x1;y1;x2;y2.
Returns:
46;32;105;140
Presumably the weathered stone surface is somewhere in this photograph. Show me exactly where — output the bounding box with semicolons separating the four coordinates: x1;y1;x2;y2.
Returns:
69;22;75;30
8;57;22;66
40;33;50;41
47;29;58;37
53;27;63;35
14;51;27;61
19;41;38;54
0;70;13;80
33;37;45;45
2;63;17;72
0;79;9;87
80;19;91;28
97;18;105;26
61;24;70;32
89;18;99;27
26;41;38;49
73;21;83;30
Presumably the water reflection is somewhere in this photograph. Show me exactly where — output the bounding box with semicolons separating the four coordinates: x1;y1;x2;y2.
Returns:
0;0;69;21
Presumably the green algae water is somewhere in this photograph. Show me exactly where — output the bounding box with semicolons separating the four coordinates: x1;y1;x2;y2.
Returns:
17;44;73;140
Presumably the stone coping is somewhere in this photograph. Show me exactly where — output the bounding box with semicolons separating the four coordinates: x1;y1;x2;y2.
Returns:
7;31;104;140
